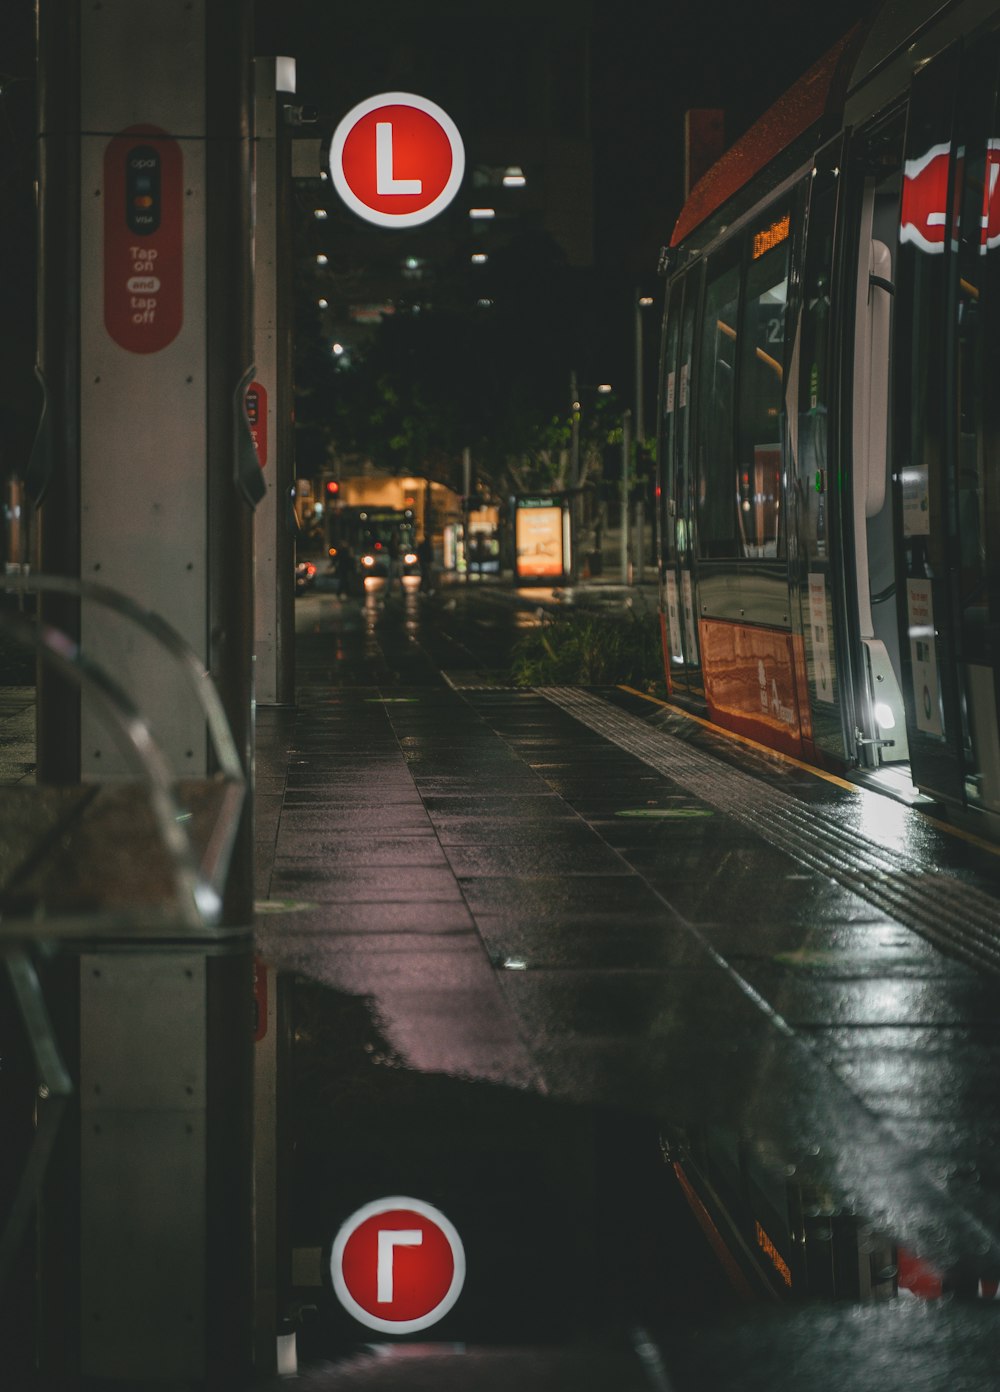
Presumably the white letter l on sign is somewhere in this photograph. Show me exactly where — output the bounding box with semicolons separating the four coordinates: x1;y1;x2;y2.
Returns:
376;123;422;195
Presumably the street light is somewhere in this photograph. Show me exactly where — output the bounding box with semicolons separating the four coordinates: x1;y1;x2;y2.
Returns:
635;294;654;443
569;373;613;584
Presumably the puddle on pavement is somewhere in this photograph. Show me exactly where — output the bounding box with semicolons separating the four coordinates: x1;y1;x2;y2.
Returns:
262;970;1000;1383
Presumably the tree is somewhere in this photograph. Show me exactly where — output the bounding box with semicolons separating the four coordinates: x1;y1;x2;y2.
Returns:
317;228;614;498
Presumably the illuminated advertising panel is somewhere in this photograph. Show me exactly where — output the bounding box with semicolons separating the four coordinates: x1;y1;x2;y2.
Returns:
515;497;566;580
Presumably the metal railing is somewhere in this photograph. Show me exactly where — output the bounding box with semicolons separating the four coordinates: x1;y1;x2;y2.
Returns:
0;572;247;1290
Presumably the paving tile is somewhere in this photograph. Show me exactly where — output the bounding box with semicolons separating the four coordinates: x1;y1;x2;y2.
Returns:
444;840;629;878
412;775;549;796
472;911;697;970
272;836;450;867
423;794;573;818
276;806;434;832
258;932;497;994
457;873;665;922
649;864;892;927
279;788;426;808
433;823;598;853
803;1039;1000;1121
267;865;465;902
366;986;540;1086
433;816;583;844
735;969;1000;1027
696;916;927;962
255;903;476;937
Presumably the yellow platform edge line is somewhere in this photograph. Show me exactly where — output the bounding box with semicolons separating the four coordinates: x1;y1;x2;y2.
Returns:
617;685;858;791
618;685;1000;858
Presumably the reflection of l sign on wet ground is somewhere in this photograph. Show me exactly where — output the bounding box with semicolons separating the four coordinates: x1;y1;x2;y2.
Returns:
251;584;1000;1385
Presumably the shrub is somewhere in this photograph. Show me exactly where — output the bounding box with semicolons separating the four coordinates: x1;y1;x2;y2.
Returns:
509;604;663;690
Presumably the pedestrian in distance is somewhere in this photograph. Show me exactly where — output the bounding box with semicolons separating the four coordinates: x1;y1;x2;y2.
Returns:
417;534;435;594
385;532;402;594
335;543;356;600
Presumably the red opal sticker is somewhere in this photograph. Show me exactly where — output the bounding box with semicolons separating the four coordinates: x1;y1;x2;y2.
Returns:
104;125;183;352
245;381;268;467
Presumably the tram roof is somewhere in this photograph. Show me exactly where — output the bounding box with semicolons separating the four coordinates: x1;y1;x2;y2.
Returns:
670;27;864;247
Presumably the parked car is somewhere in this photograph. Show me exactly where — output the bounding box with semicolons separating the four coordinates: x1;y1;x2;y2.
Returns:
294;559;317;595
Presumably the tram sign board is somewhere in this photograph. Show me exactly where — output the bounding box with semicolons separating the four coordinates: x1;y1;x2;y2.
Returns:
329;92;465;228
331;1196;466;1333
900;143;951;253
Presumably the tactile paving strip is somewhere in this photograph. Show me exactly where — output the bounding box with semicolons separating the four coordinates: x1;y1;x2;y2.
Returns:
441;670;515;691
541;687;1000;978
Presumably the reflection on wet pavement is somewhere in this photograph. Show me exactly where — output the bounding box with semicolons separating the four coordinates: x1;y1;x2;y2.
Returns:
253;592;1000;1389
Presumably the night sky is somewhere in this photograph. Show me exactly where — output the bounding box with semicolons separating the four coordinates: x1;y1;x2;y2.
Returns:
0;1;878;482
256;0;878;273
254;0;878;449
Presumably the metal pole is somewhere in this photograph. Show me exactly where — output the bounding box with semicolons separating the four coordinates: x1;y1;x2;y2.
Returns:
569;370;580;583
621;409;632;586
34;5;257;1383
252;56;296;707
462;445;471;583
31;0;82;785
634;295;645;446
634;294;652;587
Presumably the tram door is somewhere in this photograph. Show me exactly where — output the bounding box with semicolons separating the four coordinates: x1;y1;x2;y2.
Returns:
845;112;912;774
659;268;703;699
892;39;1000;814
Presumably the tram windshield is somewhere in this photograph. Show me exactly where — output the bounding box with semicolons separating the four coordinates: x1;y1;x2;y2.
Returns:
737;231;789;559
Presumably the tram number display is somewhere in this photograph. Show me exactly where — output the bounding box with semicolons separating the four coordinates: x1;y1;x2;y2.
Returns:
752;214;789;259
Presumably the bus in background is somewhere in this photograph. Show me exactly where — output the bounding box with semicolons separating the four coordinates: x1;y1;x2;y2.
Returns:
332;506;419;579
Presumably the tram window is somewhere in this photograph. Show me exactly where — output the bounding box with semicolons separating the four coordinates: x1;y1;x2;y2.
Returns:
955;140;988;612
660;278;682;563
737;222;790;559
696;258;740;558
676;271;699;559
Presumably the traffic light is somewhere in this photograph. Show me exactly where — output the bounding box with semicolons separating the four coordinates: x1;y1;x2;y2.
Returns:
325;479;340;497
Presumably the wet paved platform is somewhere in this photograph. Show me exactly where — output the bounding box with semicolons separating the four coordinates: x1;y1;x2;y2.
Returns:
252;586;1000;1390
5;580;999;1385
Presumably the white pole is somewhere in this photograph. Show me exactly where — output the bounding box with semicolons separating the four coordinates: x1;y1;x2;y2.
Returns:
569;370;580;583
621;408;632;585
634;295;645;445
462;445;471;580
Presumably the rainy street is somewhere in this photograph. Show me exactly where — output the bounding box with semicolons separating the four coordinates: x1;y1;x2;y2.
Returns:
249;576;1000;1388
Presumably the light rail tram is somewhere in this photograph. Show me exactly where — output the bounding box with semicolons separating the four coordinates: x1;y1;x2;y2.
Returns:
655;0;1000;830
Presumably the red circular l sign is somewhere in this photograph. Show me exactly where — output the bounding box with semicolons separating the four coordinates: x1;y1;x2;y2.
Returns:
329;92;465;228
331;1196;466;1333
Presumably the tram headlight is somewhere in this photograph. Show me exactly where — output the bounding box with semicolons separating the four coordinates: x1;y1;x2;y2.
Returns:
874;701;896;730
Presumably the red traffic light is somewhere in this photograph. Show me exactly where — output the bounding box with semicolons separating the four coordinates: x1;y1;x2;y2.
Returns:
326;480;340;496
